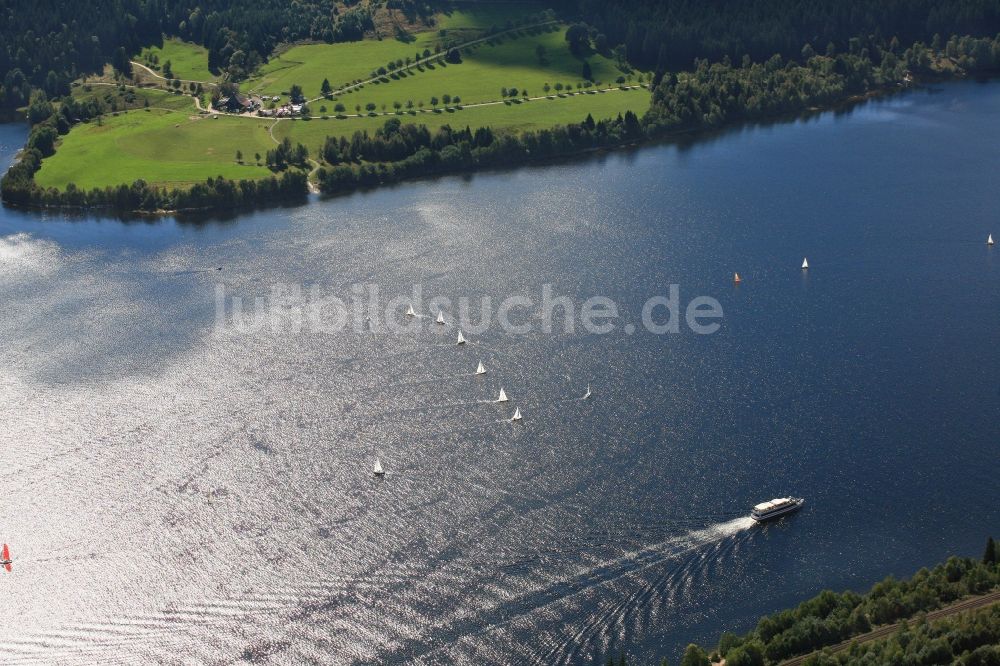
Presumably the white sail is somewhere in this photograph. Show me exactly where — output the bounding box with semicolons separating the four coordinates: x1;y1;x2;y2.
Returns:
405;304;417;317
734;272;741;283
583;384;591;400
989;234;995;246
373;459;385;476
436;311;445;324
456;330;467;345
498;388;508;402
801;257;809;270
475;361;486;375
511;407;522;421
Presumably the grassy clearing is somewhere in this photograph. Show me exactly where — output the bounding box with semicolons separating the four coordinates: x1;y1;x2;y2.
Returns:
434;3;544;36
35;108;275;190
276;87;652;155
70;83;199;112
247;39;438;99
139;38;217;82
244;2;549;99
327;27;631;112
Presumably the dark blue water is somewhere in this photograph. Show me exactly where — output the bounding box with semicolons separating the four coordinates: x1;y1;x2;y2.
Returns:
1;81;998;664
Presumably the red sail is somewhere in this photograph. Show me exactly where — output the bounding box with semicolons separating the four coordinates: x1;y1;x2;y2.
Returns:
1;543;9;572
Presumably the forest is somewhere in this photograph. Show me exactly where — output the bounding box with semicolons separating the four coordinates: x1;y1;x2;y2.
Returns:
566;0;1000;72
314;110;644;194
604;537;1000;666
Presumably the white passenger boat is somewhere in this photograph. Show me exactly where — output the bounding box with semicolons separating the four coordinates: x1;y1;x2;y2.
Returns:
751;497;804;522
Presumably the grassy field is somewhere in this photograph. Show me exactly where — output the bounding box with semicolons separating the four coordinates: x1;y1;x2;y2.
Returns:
70;83;200;112
326;27;631;111
435;3;545;35
37;3;653;191
139;38;217;82
246;39;440;99
276;87;652;155
244;2;552;98
35;108;274;190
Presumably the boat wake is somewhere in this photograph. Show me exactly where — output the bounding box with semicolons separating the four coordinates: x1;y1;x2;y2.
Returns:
367;516;756;665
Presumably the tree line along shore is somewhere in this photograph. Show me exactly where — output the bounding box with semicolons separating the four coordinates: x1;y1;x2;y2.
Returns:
605;536;1000;666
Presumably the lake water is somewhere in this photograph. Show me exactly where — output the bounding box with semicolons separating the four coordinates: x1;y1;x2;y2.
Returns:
1;81;998;664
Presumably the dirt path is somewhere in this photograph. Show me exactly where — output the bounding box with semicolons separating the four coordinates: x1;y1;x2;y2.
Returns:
306;159;322;193
780;589;1000;665
130;60;218;88
253;84;647;133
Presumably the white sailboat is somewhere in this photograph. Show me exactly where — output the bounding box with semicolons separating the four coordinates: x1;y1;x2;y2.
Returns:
475;361;486;375
989;233;995;246
436;310;446;324
497;388;508;402
373;459;385;476
733;272;742;284
801;257;809;270
582;384;592;400
456;330;467;345
405;304;417;317
511;407;522;422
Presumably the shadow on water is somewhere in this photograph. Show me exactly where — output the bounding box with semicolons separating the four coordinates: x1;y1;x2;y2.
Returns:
1;196;309;228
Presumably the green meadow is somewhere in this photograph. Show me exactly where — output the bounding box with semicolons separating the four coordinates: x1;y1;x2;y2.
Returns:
35;108;274;190
328;28;630;110
37;3;651;191
244;3;552;99
277;87;652;155
139;38;217;81
435;4;540;32
246;39;440;99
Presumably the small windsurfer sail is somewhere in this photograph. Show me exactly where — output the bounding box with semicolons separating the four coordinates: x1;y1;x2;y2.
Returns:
1;544;11;572
989;233;995;246
582;384;592;400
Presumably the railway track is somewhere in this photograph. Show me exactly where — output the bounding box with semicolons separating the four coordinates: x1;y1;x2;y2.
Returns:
780;589;1000;666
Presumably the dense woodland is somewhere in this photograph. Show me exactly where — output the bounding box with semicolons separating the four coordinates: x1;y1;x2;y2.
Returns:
314;110;643;194
644;33;1000;133
565;0;1000;72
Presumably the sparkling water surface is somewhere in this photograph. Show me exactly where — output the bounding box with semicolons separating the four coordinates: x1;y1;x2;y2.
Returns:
1;81;998;664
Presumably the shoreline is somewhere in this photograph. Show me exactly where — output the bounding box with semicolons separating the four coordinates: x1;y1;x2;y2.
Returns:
0;73;984;217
